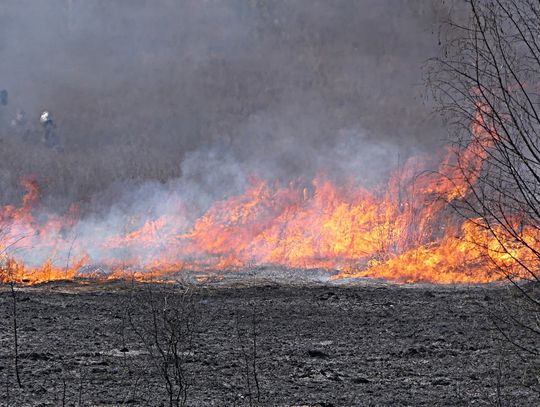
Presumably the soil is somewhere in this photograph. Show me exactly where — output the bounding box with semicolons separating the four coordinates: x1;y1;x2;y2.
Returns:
0;278;537;406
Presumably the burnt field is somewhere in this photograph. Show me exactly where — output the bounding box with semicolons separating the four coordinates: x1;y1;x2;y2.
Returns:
0;279;537;406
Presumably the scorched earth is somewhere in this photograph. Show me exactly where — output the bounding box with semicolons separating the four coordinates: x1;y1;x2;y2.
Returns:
0;277;536;406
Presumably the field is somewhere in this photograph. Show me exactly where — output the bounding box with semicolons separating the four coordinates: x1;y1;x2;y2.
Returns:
0;277;536;406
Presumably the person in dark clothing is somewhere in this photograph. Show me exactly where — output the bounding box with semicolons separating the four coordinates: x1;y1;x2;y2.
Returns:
0;90;8;141
39;110;60;149
0;90;7;106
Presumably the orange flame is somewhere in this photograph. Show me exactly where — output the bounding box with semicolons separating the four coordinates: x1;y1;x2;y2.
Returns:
1;108;536;285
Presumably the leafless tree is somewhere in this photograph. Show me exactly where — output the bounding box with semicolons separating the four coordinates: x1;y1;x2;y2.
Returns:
427;0;540;394
0;259;22;389
234;306;261;405
127;284;194;407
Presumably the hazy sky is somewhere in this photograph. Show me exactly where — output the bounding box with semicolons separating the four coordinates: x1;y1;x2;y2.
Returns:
0;0;465;205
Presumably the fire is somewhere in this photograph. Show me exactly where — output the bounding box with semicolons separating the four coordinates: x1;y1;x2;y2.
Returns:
1;108;537;285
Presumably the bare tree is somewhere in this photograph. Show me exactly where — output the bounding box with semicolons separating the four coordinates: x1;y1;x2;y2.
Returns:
127;285;194;407
234;306;261;405
0;259;22;389
427;0;540;394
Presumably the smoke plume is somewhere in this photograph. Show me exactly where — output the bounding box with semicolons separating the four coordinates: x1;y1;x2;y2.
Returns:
0;0;464;210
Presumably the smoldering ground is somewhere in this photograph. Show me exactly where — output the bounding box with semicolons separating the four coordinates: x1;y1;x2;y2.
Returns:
0;1;465;210
0;281;538;406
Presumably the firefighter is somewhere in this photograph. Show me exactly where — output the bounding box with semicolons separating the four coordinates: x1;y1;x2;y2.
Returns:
0;89;7;106
39;110;60;149
10;110;30;141
0;89;7;137
11;110;26;128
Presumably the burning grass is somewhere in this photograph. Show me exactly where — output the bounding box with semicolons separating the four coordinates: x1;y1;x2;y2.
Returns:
0;109;538;286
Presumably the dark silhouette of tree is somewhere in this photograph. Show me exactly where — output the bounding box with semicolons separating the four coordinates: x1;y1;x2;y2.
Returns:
428;0;540;396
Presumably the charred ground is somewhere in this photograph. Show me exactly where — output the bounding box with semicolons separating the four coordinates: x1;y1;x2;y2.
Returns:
0;279;536;406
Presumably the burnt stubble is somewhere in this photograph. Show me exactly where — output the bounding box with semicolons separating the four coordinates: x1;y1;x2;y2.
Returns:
0;281;536;406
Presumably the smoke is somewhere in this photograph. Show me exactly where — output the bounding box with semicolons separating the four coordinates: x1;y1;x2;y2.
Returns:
0;0;463;211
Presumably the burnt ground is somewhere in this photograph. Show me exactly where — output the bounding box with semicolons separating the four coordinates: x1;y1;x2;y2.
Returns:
0;279;538;406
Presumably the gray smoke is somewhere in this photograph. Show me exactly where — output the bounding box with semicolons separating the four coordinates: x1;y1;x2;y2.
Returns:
0;1;464;212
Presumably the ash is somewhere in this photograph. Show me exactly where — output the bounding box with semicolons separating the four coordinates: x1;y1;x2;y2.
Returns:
0;280;536;406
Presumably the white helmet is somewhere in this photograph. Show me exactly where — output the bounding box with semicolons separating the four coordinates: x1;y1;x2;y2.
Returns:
40;110;52;124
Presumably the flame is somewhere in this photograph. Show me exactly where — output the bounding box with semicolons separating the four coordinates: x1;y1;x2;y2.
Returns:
1;108;537;285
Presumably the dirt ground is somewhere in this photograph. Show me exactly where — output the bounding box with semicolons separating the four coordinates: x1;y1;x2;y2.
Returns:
0;278;537;406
